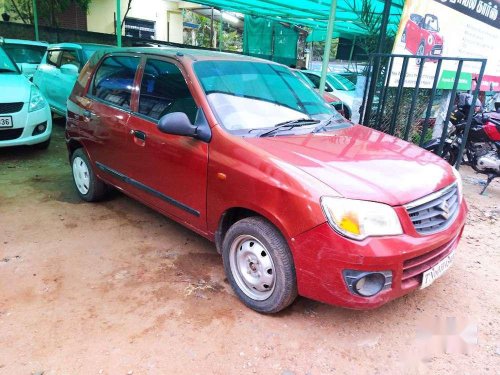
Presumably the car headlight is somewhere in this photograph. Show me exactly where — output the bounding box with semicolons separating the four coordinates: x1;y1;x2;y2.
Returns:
29;85;46;112
321;197;403;240
452;167;463;202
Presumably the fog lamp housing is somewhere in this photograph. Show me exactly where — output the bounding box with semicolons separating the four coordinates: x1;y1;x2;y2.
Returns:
343;270;392;297
32;122;47;136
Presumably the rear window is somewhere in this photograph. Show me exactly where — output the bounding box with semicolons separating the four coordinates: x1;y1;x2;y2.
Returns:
92;55;140;110
3;43;46;64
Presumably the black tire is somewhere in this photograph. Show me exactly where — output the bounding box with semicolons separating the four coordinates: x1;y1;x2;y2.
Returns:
222;216;297;314
416;42;426;65
343;105;352;120
33;138;51;150
70;148;107;202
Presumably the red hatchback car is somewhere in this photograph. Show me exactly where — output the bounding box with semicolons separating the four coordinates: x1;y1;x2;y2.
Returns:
402;13;443;62
66;48;466;313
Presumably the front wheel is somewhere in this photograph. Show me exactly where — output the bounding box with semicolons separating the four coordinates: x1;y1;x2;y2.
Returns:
222;217;297;314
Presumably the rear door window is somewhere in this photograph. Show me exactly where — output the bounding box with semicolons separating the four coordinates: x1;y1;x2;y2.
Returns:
92;55;140;110
47;50;61;67
138;59;197;123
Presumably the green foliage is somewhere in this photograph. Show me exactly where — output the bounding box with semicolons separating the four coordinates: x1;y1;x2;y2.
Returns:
7;0;92;27
345;0;396;55
183;10;242;51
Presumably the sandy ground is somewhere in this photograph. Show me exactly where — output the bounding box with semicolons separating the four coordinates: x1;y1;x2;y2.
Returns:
0;120;499;375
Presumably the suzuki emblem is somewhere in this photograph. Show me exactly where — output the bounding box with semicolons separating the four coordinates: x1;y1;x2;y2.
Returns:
438;200;450;220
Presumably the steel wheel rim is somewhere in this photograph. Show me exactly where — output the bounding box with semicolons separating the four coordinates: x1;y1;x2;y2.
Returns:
229;235;276;301
72;156;90;195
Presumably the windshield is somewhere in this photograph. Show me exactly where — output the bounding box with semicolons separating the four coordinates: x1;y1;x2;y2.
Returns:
423;15;439;32
194;60;347;135
0;47;19;73
326;74;356;91
3;43;46;64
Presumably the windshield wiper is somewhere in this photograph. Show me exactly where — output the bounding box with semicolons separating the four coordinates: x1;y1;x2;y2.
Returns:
258;118;320;137
0;68;17;73
312;115;351;133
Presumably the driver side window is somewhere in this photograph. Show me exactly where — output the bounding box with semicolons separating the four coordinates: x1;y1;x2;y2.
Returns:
138;59;197;123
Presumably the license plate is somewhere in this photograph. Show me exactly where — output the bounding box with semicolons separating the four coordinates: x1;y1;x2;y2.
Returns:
0;116;13;128
421;251;455;289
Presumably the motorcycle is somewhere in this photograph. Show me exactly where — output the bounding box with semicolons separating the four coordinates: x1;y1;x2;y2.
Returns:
424;109;500;194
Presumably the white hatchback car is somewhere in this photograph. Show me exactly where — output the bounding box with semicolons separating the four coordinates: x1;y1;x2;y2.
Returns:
0;45;52;149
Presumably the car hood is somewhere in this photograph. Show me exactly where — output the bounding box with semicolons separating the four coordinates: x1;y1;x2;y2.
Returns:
0;74;31;102
244;125;456;206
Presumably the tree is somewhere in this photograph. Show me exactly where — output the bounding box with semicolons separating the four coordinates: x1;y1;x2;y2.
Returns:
6;0;92;27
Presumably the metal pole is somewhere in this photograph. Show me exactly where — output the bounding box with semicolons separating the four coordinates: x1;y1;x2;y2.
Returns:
219;10;223;51
210;7;214;48
32;0;39;41
116;0;122;47
348;35;356;63
362;0;391;126
319;0;337;95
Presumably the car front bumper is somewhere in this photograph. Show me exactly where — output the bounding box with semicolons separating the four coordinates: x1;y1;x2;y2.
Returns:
291;199;467;309
0;103;52;147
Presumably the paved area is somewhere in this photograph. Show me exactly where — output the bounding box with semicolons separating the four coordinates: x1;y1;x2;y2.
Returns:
0;120;499;374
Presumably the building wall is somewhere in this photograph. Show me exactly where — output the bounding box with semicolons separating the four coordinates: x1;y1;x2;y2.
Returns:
87;0;191;43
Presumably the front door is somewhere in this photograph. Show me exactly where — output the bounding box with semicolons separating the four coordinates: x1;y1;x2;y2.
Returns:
125;58;208;229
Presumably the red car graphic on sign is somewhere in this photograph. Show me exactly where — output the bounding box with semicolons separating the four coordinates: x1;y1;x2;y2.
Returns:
402;13;443;64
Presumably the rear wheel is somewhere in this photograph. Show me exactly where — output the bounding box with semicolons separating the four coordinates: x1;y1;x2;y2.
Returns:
416;42;426;65
71;148;107;202
222;217;297;314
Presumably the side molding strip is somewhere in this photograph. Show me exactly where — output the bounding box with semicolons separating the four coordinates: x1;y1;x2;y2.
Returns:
96;162;200;217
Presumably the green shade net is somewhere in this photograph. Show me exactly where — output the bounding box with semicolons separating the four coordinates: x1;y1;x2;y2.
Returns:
243;15;299;67
189;0;404;42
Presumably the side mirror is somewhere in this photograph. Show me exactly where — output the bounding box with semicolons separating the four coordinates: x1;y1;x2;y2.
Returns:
325;84;334;93
60;64;79;75
158;112;197;137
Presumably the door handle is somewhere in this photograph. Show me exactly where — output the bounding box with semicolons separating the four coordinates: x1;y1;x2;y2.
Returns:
130;129;147;141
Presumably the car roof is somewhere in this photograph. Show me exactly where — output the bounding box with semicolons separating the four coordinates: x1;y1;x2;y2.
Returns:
95;46;281;64
4;38;48;47
48;42;111;50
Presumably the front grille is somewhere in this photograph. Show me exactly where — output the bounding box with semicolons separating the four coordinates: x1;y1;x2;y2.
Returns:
405;183;459;235
401;235;458;287
0;128;23;141
0;102;24;114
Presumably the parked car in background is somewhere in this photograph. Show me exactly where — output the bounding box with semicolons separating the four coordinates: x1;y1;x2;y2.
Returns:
33;43;110;116
294;69;350;119
66;48;466;314
0;45;52;149
300;70;359;120
0;38;48;80
401;13;443;63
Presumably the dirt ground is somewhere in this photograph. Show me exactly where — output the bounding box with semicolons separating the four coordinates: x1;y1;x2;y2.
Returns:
0;120;499;375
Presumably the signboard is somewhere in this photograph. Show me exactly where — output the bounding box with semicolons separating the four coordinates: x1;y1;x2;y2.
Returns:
390;0;500;90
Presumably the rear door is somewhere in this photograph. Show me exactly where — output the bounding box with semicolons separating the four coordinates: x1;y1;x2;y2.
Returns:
34;49;61;109
124;57;208;229
52;49;82;112
83;54;141;189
